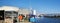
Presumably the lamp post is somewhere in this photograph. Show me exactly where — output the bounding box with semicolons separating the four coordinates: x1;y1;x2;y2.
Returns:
17;8;20;23
12;11;14;23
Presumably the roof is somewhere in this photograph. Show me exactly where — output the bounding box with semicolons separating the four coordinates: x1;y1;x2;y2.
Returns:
0;6;19;11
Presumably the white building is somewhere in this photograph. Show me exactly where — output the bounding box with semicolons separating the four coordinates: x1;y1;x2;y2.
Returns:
0;6;31;17
33;10;36;15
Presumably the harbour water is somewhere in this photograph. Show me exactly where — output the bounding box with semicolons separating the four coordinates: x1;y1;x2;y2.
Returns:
35;17;60;23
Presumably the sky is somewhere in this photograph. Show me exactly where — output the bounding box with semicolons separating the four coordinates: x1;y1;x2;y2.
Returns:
0;0;60;14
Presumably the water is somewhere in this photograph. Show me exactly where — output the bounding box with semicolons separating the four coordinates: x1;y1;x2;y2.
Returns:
35;17;60;23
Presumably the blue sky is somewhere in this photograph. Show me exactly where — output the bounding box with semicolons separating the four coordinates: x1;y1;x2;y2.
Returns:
0;0;60;14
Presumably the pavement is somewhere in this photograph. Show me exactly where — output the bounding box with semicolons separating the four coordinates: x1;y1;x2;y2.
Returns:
0;20;4;23
16;20;31;23
18;19;31;23
0;20;31;23
16;22;31;23
0;19;31;23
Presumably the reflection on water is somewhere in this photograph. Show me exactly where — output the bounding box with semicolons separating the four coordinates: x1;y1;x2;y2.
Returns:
40;15;44;19
35;17;60;23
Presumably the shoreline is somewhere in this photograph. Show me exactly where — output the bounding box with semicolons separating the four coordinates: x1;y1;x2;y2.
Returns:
44;16;60;18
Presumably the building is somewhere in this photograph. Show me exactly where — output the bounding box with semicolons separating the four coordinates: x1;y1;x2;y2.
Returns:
0;6;19;17
19;9;30;17
0;6;19;23
0;6;32;23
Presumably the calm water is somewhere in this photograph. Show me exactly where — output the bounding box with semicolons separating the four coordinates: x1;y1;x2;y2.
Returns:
35;17;60;23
